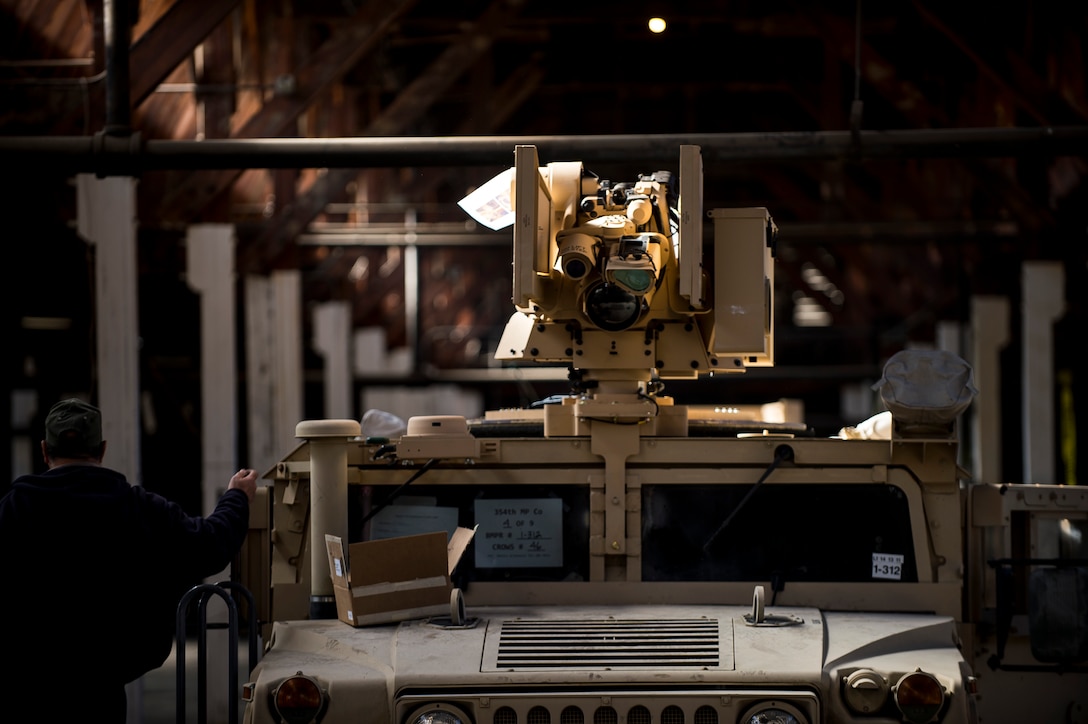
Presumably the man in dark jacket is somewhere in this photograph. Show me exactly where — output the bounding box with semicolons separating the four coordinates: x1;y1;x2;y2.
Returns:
0;398;257;722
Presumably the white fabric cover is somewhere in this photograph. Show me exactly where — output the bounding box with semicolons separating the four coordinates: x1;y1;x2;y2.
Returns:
872;349;978;431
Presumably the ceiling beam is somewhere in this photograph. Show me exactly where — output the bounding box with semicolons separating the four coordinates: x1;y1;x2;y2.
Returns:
240;0;525;273
817;8;1058;230
129;0;241;109
153;0;419;222
912;0;1086;125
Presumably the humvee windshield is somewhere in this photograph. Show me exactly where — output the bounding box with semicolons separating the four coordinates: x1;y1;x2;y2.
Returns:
349;481;917;585
642;483;917;583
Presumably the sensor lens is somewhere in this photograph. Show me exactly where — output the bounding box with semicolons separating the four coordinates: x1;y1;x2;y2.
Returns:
585;283;641;331
611;268;653;293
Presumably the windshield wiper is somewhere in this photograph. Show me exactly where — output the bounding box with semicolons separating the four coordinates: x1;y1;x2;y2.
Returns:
702;444;794;554
361;458;439;525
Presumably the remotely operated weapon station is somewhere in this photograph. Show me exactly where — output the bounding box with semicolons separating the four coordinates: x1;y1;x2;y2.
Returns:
240;146;1088;724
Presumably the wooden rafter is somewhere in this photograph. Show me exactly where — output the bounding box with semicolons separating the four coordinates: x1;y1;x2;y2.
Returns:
237;0;526;274
154;0;419;223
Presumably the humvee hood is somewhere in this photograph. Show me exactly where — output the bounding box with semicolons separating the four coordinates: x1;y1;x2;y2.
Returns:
256;605;955;687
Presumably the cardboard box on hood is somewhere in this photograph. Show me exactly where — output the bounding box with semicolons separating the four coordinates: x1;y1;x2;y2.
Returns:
324;527;475;627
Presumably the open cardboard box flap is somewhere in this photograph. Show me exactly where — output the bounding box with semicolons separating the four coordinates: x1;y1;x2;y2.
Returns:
324;526;475;627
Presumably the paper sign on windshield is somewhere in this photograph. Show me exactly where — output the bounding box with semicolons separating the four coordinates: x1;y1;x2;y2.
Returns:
474;498;563;568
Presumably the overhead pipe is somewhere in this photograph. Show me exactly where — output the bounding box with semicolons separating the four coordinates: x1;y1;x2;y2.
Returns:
4;126;1088;177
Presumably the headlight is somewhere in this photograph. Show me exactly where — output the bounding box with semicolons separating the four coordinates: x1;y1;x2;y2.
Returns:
739;700;809;724
270;673;327;724
893;670;946;723
405;702;474;724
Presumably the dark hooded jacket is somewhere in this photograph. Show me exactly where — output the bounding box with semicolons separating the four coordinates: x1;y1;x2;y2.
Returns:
0;464;249;697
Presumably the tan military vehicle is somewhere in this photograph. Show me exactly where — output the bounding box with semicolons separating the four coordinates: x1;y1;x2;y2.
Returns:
239;146;1087;724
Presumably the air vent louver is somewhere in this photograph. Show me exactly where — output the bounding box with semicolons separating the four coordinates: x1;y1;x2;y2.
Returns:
494;619;719;669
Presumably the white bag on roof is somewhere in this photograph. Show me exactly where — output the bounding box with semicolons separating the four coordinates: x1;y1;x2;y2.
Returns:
873;349;978;432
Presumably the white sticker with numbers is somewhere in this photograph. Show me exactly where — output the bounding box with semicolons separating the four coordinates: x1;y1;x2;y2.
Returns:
872;552;904;580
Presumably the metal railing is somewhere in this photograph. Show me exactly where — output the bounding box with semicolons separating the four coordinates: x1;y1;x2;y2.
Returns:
176;581;259;724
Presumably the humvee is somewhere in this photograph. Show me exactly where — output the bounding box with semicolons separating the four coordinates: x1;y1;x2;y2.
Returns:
239;146;1088;724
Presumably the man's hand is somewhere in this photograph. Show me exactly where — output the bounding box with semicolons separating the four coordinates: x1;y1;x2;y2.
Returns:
228;468;259;503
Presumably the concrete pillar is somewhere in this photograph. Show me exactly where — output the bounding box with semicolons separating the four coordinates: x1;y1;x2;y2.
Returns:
76;173;143;722
75;174;141;485
936;320;962;357
935;321;976;472
244;271;304;473
314;301;353;420
272;271;304;454
185;224;239;723
970;296;1010;484
1021;262;1065;484
185;225;238;516
244;275;277;473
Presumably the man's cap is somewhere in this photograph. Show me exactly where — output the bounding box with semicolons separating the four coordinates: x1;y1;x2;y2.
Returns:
44;398;103;452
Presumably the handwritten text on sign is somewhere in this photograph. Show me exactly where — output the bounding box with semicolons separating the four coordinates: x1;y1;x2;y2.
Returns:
474;498;563;568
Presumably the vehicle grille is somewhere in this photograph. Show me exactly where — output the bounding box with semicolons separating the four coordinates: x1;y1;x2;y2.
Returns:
397;690;819;724
491;618;719;669
491;701;719;724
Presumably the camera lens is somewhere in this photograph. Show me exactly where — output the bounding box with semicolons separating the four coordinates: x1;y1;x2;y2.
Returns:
565;258;588;279
585;282;641;331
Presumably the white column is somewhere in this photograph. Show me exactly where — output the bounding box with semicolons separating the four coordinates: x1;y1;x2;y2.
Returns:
935;320;962;357
76;174;143;723
185;225;238;515
1021;262;1065;484
314;301;353;420
184;224;239;723
936;320;976;472
76;174;141;486
244;271;304;472
245;275;276;472
273;271;304;455
970;296;1010;484
10;390;36;478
